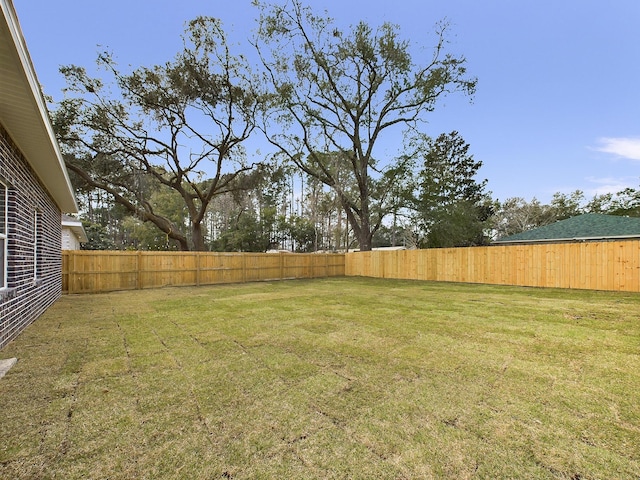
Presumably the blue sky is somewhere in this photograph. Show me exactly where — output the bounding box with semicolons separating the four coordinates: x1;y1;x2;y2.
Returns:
14;0;640;204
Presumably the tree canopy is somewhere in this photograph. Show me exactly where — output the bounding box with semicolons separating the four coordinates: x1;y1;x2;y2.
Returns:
253;0;476;250
52;2;639;253
413;131;492;247
54;17;262;251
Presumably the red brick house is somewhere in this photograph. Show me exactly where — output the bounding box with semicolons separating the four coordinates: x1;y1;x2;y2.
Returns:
0;0;78;348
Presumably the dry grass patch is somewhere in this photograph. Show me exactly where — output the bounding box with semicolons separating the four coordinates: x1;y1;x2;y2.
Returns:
1;278;639;479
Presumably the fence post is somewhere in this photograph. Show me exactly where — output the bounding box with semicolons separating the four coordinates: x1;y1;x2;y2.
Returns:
73;250;79;294
136;251;143;290
242;253;247;283
280;252;284;280
68;250;75;294
196;252;201;287
61;251;67;294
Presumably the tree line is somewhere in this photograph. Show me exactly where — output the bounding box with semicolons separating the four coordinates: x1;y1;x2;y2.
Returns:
50;1;639;252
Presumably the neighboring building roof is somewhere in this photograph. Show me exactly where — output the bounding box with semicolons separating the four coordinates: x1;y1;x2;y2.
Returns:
494;213;640;244
61;214;88;243
0;0;78;212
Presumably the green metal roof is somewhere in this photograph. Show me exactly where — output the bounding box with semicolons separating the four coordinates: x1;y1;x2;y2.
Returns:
494;214;640;244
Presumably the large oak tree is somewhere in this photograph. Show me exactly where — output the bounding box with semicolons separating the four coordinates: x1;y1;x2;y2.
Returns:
253;0;476;250
54;17;262;251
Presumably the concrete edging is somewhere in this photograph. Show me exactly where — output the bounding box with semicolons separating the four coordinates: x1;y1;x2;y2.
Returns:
0;358;17;379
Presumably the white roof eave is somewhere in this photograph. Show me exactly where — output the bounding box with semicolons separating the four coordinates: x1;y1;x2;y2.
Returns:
0;0;78;213
62;219;88;243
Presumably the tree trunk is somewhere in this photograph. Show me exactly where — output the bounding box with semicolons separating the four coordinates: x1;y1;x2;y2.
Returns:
173;234;190;251
191;221;207;252
358;187;372;251
358;228;372;251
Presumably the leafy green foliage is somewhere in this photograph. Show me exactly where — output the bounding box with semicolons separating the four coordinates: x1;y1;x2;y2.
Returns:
586;187;640;217
413;131;491;247
493;187;640;240
80;220;116;250
212;209;272;252
492;197;559;239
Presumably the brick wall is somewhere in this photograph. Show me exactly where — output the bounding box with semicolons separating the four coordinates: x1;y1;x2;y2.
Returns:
0;123;63;349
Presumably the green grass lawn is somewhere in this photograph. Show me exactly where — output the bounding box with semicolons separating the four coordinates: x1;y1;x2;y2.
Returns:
1;278;639;479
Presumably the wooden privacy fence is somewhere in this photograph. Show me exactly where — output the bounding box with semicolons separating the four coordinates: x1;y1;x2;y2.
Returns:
346;240;640;292
62;251;345;294
63;240;640;294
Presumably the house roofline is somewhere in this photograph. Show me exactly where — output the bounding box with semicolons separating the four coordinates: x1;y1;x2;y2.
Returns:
493;234;640;245
0;0;78;212
62;217;88;243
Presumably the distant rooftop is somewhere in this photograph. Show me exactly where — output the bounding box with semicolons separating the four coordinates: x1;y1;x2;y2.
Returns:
493;214;640;244
61;214;88;243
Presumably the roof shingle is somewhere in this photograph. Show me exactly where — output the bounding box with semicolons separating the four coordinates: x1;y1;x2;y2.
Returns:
494;214;640;244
